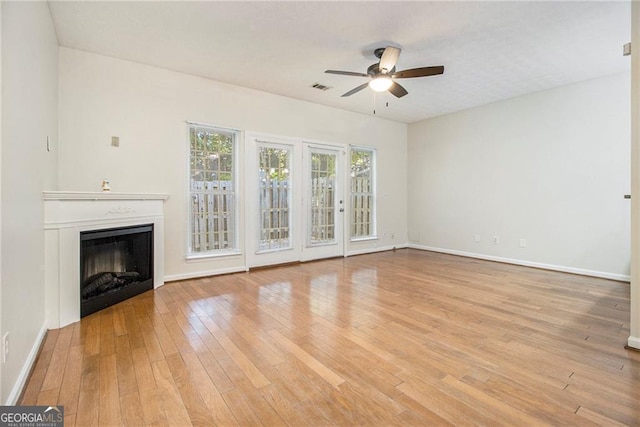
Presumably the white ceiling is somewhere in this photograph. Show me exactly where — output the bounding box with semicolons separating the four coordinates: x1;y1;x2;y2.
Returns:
48;1;631;124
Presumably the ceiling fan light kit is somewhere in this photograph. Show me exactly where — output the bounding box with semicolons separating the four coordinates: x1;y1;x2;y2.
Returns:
325;45;444;99
369;76;393;92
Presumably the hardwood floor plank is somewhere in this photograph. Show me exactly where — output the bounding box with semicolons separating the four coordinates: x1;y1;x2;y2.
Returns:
20;249;640;426
149;314;180;357
235;387;287;427
57;344;83;415
392;393;454;426
200;315;271;389
138;387;168;426
42;328;60;352
131;346;157;392
119;392;145;426
74;354;99;426
268;329;345;388
457;374;587;425
576;405;630;427
98;310;116;356
260;380;312;424
165;352;218;426
137;316;166;362
63;411;77;427
98;353;122;425
41;324;74;391
440;374;554;425
180;351;238;425
396;375;507;425
20;341;54;405
193;348;235;394
123;307;145;350
151;359;193;426
115;334;138;396
223;313;286;366
112;305;127;336
221;389;263;426
36;387;59;405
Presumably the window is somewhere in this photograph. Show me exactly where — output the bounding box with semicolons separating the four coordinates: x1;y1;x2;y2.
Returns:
188;124;238;256
310;150;337;244
350;147;376;239
258;145;292;251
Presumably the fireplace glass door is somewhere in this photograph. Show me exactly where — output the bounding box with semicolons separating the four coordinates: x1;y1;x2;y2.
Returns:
80;224;153;317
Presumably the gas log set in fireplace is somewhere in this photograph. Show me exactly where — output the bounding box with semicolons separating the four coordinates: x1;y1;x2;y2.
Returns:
80;224;154;317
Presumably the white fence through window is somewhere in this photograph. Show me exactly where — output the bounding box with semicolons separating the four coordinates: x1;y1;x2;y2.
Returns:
190;180;234;252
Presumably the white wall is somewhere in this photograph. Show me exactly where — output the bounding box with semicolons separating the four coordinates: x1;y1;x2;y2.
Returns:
58;48;407;280
628;1;640;348
408;72;630;280
1;1;58;404
0;1;4;398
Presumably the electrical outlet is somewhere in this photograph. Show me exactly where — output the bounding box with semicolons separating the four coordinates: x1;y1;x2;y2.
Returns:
474;234;481;243
391;233;395;239
3;332;9;364
519;238;527;248
492;236;499;244
111;136;120;147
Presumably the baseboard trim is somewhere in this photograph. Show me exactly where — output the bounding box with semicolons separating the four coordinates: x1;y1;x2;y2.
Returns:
165;246;415;280
164;266;248;282
627;336;640;350
346;243;409;257
5;324;48;405
408;244;630;282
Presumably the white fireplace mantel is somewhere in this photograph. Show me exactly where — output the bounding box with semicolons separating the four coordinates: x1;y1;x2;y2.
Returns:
44;191;169;328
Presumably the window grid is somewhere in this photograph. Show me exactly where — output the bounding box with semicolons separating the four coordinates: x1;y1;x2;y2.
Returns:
350;148;375;239
189;125;237;254
258;147;291;251
310;153;336;244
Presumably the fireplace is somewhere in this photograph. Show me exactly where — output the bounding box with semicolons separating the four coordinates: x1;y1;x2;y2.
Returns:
44;191;168;328
80;224;153;317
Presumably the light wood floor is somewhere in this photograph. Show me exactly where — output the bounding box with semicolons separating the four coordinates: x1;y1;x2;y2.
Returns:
21;249;640;426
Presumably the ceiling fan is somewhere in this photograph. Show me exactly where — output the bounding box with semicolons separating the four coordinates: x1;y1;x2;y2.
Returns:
325;46;444;98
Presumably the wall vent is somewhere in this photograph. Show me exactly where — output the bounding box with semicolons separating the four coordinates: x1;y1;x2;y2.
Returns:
311;83;332;91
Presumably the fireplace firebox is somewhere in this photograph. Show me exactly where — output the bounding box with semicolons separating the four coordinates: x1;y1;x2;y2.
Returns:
80;224;153;317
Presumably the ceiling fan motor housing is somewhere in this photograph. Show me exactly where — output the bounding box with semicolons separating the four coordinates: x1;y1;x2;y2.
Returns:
367;63;395;76
374;47;387;59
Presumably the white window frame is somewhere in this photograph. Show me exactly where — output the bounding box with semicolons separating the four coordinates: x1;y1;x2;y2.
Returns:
256;142;293;253
186;122;241;259
350;146;377;241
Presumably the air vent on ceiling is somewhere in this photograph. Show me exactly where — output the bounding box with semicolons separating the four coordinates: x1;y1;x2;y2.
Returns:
311;83;332;91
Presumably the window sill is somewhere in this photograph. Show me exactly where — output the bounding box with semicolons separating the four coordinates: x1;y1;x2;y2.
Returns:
350;236;378;243
256;246;294;255
186;250;242;262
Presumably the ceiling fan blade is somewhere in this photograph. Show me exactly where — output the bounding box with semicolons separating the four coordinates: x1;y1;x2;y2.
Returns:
342;82;370;97
392;66;444;79
325;70;369;77
379;46;401;74
388;81;408;98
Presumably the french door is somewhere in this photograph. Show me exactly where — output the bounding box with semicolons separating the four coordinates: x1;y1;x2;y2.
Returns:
301;145;344;261
246;135;344;267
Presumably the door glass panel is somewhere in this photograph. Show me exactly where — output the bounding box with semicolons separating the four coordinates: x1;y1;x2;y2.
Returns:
309;151;336;245
258;147;291;251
